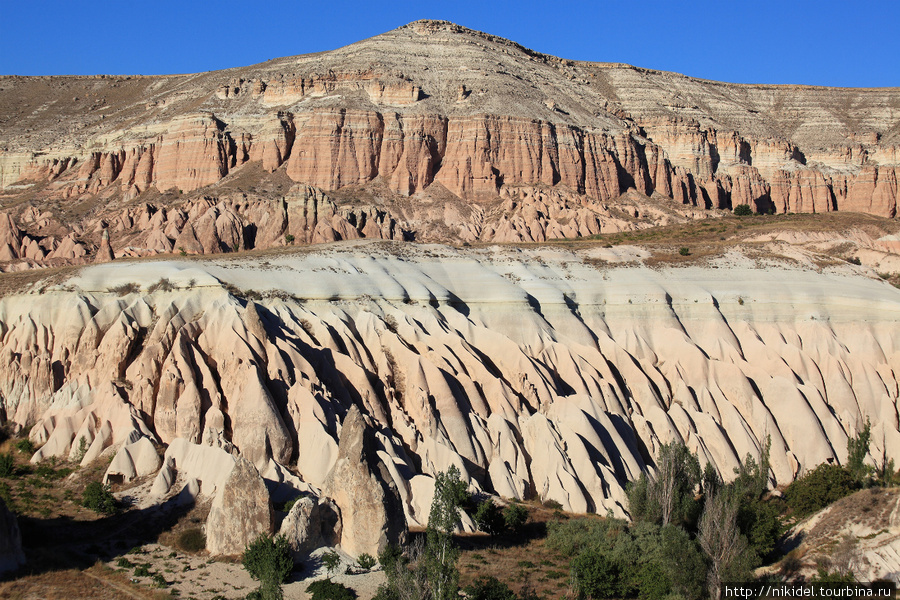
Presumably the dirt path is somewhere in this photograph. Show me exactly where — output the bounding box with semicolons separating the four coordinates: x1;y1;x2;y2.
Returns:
82;568;150;600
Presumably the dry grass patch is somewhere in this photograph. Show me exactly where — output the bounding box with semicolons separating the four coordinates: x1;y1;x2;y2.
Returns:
0;563;164;600
457;503;581;598
0;265;80;298
552;211;900;267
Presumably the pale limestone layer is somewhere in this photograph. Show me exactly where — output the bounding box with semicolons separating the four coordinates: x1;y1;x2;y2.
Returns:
3;244;900;518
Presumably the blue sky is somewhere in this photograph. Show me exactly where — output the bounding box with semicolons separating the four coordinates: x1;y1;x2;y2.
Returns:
1;0;897;88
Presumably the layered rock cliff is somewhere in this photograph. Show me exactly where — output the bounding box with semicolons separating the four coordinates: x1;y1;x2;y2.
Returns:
1;21;898;267
4;243;900;519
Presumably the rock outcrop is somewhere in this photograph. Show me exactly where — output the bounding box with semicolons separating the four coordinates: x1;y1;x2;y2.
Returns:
2;244;900;520
0;22;897;269
278;496;342;559
0;498;24;575
104;436;161;484
322;406;407;557
205;457;273;556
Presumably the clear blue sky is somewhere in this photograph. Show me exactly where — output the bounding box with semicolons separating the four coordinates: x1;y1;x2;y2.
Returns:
1;0;897;88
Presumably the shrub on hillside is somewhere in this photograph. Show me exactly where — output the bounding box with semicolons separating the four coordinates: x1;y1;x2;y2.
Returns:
474;499;505;535
503;503;528;533
0;453;14;477
243;533;293;600
177;528;206;552
464;575;518;600
15;439;34;456
733;204;753;216
784;463;858;516
571;547;622;599
82;481;117;514
356;553;376;571
306;579;357;600
321;549;342;575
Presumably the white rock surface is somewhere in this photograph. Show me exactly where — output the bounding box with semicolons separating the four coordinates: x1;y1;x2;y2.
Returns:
1;242;899;518
104;436;161;484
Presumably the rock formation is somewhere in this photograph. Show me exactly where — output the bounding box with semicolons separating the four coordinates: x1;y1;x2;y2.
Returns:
104;436;161;484
278;496;342;559
205;457;274;556
322;405;407;557
0;21;897;268
2;244;899;522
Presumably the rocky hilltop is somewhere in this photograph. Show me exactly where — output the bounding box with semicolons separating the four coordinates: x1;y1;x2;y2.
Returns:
0;20;898;268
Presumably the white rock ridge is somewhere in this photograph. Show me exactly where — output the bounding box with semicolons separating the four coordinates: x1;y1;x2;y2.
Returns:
2;242;899;518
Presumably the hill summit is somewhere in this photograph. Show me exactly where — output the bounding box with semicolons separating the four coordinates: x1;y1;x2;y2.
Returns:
0;20;897;266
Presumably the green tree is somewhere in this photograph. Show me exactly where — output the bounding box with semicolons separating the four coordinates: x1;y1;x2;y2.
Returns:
627;442;702;529
503;503;528;534
847;419;873;484
425;465;466;600
571;548;622;599
731;436;771;500
473;499;505;535
733;204;753;216
658;524;706;600
784;463;858;516
464;576;518;600
82;481;117;514
242;534;293;600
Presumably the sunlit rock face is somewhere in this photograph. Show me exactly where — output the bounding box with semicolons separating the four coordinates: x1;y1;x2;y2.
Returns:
4;242;899;520
1;21;898;271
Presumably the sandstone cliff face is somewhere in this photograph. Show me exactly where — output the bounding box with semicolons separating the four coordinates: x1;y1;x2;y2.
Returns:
322;405;407;557
205;457;274;556
1;23;897;254
4;245;900;518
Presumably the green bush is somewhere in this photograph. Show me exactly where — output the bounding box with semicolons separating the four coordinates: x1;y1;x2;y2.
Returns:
679;247;691;256
15;439;34;456
464;575;518;600
503;503;528;533
733;204;753;216
321;549;342;575
737;497;784;563
133;564;152;577
356;552;376;571
378;543;404;572
785;463;858;516
0;453;14;477
242;533;293;600
571;547;622;599
547;516;626;557
306;579;357;600
177;528;206;552
474;499;506;535
82;481;117;514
